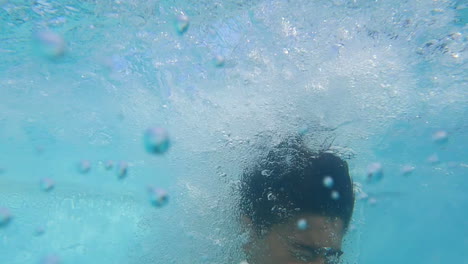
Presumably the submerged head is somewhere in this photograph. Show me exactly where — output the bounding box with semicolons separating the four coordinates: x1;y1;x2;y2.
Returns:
239;137;354;264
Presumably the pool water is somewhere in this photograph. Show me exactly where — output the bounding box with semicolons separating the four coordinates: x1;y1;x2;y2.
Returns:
0;0;466;263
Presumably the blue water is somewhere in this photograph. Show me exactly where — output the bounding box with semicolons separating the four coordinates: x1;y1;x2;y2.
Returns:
0;0;467;263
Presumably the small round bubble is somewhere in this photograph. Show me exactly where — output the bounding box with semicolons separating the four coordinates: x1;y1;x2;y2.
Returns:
35;226;45;236
267;192;276;201
34;31;66;58
428;154;439;164
0;207;12;227
175;14;189;34
40;178;55;192
214;55;225;67
322;176;334;188
432;130;448;145
116;161;128;179
366;162;383;183
144;127;171;155
104;160;114;170
148;187;169;208
357;191;369;201
401;165;415;176
368;197;378;205
78;160;91;174
297;218;308;230
331;190;340;200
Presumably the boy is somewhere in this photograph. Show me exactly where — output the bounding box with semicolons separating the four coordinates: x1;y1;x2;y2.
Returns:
239;137;355;264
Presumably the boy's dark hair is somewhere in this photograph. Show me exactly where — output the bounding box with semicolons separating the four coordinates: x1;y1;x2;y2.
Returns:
239;136;354;233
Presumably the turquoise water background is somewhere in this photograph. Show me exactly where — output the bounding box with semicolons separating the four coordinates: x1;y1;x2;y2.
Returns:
0;1;467;263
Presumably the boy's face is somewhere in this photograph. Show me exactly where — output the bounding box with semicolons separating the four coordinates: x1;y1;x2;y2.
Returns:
244;214;344;264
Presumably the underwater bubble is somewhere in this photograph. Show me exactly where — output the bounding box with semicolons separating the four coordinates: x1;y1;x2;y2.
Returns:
261;169;272;177
78;160;91;174
323;176;334;188
267;192;276;201
213;55;225;67
104;160;114;170
35;226;45;236
175;14;189;35
48;16;67;26
34;31;66;59
144;127;171;155
331;190;340;200
449;32;462;41
40;255;61;264
298;124;309;135
239;261;249;264
401;165;415;176
357;191;369;201
432;130;448;145
297;218;308;230
104;54;129;73
40;177;55;192
116;161;128;179
0;207;12;227
366;162;383;183
368;197;378;206
148;187;169;208
353;182;368;201
428;154;440;164
35;146;45;155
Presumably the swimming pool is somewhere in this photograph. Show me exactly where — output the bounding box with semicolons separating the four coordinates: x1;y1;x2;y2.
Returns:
0;0;466;263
